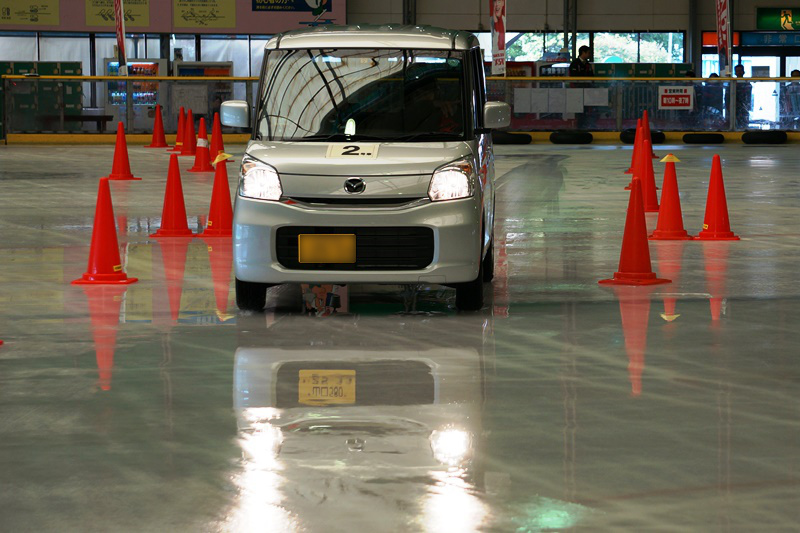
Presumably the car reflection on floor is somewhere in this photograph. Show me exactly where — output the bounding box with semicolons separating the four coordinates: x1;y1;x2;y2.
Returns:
222;312;494;531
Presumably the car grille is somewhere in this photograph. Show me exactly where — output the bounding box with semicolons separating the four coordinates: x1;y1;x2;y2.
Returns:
276;226;434;271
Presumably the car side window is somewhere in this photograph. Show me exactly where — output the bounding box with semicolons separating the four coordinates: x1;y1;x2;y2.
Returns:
471;48;486;129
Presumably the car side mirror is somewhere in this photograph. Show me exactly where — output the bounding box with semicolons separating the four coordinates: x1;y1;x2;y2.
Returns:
483;101;511;129
221;100;250;128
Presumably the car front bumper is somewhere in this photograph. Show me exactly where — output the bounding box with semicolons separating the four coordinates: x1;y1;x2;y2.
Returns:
233;195;482;285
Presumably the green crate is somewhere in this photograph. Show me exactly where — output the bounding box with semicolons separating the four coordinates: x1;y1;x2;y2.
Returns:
0;62;12;75
674;63;693;77
592;63;614;77
613;64;635;78
654;64;676;77
12;62;36;75
634;63;655;77
60;62;82;76
37;62;61;76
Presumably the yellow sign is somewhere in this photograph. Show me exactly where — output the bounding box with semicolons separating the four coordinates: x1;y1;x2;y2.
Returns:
86;0;149;27
0;0;59;25
174;0;235;28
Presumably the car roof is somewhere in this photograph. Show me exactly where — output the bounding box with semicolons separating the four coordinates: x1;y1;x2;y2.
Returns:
266;24;480;51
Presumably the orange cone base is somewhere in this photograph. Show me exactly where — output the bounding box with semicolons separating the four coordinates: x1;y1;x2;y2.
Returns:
106;174;142;181
644;206;659;213
188;163;214;173
145;142;168;149
201;228;232;237
649;229;692;240
599;272;670;286
695;230;740;241
72;273;138;285
150;229;194;238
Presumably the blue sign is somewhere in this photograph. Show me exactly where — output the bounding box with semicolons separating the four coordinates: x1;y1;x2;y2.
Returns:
741;31;800;45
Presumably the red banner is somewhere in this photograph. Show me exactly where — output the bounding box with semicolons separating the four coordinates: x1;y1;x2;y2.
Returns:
491;0;506;75
114;0;128;76
715;0;731;75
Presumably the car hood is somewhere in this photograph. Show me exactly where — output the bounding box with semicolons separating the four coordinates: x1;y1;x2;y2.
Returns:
246;140;473;177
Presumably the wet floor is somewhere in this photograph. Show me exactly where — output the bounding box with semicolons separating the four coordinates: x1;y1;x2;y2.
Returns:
1;142;799;531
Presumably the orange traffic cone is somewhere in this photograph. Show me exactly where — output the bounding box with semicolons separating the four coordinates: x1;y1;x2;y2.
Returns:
696;155;740;240
73;178;138;285
83;285;127;391
155;238;190;322
105;122;142;181
202;161;233;237
203;236;234;321
614;286;652;397
150;154;194;238
649;154;691;240
145;104;169;148
642;110;658;158
180;109;197;157
625;119;642;175
188;117;214;172
210;112;231;165
639;139;660;213
599;179;670;286
169;107;185;152
653;241;685;322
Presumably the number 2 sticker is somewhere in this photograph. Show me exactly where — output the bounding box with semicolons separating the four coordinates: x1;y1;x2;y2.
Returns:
326;144;380;159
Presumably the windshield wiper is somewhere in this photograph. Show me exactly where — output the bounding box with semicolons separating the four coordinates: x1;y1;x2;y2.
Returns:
390;132;463;142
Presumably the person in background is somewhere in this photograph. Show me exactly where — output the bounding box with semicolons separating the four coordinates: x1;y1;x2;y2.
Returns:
701;73;725;128
569;46;594;129
734;64;752;129
783;69;800;129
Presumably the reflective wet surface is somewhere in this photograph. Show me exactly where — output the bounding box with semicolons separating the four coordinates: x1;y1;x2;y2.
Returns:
1;143;799;531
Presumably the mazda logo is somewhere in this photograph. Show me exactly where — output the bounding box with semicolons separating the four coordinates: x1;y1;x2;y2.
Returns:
344;178;366;194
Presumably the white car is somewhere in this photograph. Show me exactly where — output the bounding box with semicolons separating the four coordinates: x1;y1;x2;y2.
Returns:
221;25;510;311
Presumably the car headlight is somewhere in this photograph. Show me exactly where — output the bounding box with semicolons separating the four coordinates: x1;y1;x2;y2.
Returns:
428;159;475;202
430;428;471;467
240;156;282;201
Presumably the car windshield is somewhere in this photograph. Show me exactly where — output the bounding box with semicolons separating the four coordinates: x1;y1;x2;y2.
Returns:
256;48;467;142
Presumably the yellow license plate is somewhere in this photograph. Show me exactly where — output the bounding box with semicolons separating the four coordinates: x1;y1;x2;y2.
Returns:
298;370;356;405
298;234;356;263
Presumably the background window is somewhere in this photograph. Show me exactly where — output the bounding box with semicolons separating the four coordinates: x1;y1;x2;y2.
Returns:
640;32;685;63
593;32;639;63
0;34;37;61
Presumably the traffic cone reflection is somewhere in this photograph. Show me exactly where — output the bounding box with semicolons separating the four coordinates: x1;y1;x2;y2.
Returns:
72;178;138;285
169;107;185;152
599;179;670;286
188;117;214;172
150;154;194;238
703;242;730;322
179;109;197;157
204;237;234;321
145;104;169;148
105;122;142;181
83;285;127;391
650;154;691;240
202;160;233;237
639;140;660;213
615;286;652;397
155;238;190;322
696;155;740;240
653;241;685;322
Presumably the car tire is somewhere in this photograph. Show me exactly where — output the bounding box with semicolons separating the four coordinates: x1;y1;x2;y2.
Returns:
493;131;532;145
455;259;485;311
683;133;725;144
741;130;787;144
482;239;494;282
236;277;271;312
550;131;593;144
620;129;665;144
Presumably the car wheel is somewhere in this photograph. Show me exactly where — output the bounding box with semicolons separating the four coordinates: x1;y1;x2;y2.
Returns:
455;260;485;311
482;238;494;282
236;277;270;311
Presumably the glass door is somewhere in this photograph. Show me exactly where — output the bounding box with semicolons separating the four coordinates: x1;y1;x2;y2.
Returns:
739;55;780;126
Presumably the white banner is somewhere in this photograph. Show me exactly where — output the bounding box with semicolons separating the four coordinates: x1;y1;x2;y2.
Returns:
658;86;695;110
491;0;506;75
